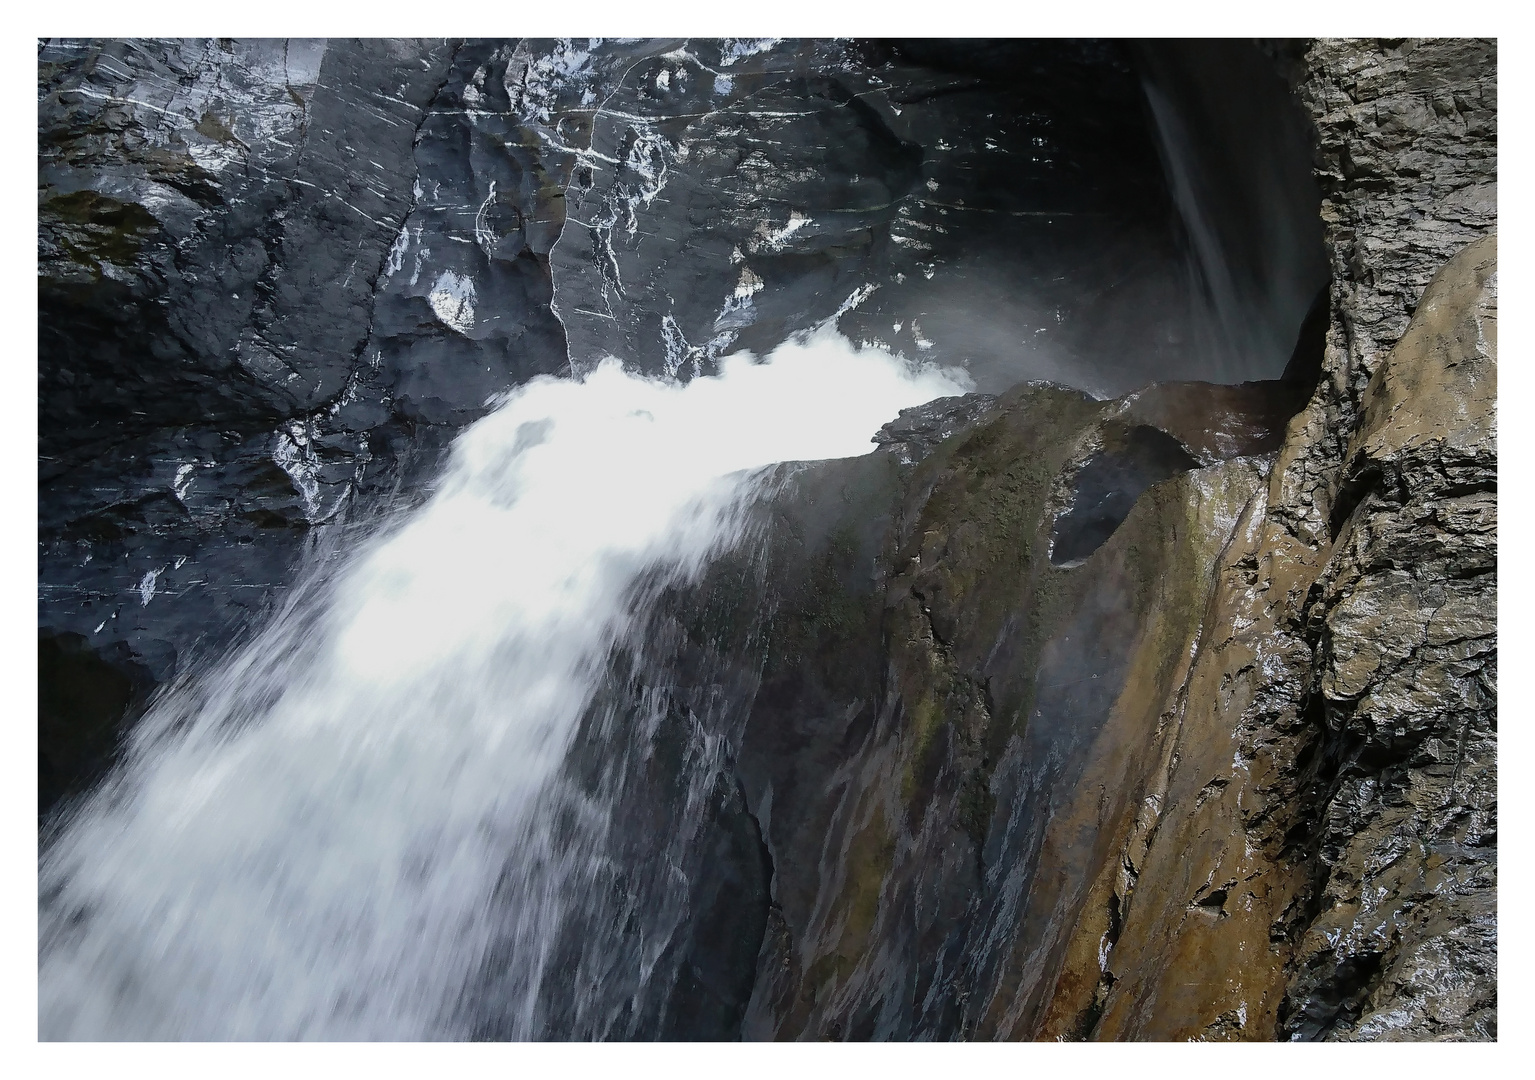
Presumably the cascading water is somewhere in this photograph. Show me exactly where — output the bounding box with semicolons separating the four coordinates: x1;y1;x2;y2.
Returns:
37;326;969;1040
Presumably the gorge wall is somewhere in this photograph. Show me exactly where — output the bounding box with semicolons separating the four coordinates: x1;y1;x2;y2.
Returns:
37;38;1495;1041
665;36;1495;1041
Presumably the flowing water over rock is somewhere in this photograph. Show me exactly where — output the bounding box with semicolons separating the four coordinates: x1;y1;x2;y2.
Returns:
38;37;1493;1042
38;331;968;1039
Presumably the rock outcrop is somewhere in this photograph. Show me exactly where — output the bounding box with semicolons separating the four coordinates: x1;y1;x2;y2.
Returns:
619;235;1492;1044
1272;42;1497;1035
38;39;476;808
627;37;1495;1041
44;37;1265;813
38;37;1494;1041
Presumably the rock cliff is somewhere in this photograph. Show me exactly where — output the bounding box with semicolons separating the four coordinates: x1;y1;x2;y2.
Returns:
642;37;1495;1041
37;38;1494;1040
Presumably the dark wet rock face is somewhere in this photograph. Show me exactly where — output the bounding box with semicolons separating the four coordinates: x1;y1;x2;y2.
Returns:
630;237;1493;1043
361;42;572;431
872;394;998;466
38;40;583;788
1281;234;1496;1042
643;377;1294;1041
38;631;154;814
39;39;464;706
1273;41;1496;1040
41;37;1290;809
551;39;1324;396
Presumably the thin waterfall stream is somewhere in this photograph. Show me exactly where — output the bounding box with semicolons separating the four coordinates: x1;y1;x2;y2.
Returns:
38;329;969;1040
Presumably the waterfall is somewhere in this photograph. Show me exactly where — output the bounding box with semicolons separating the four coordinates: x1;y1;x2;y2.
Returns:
37;327;968;1040
1140;79;1255;386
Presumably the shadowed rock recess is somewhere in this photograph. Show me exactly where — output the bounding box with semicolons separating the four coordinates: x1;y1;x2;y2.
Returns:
38;39;1493;1040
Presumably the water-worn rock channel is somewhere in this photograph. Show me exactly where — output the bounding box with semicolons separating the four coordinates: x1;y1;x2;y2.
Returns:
38;38;1495;1040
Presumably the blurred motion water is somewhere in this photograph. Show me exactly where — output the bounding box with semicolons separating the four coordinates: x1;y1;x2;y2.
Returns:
37;329;968;1039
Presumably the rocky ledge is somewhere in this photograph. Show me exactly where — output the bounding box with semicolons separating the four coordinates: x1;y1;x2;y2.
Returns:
38;37;1494;1040
606;232;1493;1043
541;38;1495;1041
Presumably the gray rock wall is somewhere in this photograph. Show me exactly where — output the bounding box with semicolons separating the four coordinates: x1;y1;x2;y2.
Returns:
1276;39;1497;1039
39;39;465;689
37;39;577;809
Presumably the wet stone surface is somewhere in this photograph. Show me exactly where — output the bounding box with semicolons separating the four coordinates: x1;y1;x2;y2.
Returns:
41;37;1267;808
37;36;1491;1044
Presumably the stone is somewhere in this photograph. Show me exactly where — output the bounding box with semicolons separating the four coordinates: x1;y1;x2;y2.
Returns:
36;37;1494;1043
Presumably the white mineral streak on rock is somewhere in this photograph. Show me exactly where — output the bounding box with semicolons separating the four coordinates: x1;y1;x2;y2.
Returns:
408;245;431;287
835;282;880;320
712;267;765;338
659;314;691;378
718;39;780;66
732;266;763;300
462;69;486;110
272;419;324;522
473;180;499;251
186;139;242;174
384;223;412;277
509;38;602;125
137;569;160;607
756;210;812;252
620;130;670;236
428;270;477;334
173;464;196;504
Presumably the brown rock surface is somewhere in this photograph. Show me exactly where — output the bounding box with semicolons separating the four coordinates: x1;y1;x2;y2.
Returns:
710;38;1496;1041
1282;234;1496;1041
1030;40;1497;1042
702;375;1295;1040
1032;238;1495;1043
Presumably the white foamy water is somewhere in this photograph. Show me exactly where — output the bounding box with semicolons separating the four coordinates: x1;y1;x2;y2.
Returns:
38;328;969;1040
